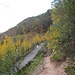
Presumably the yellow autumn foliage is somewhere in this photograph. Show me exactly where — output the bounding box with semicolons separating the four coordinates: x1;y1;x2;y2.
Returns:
45;26;60;50
15;39;21;48
22;34;45;51
22;38;32;50
0;36;16;58
33;34;45;43
0;33;45;59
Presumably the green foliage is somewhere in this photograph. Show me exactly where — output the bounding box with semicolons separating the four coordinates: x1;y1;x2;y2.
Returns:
0;8;52;75
0;32;45;74
0;0;75;74
65;65;75;75
51;51;65;61
45;0;75;63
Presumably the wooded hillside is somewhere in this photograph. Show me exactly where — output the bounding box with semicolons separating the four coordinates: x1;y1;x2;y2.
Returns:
0;10;52;40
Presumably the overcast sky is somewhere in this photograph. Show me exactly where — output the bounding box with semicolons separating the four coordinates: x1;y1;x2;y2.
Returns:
0;0;53;33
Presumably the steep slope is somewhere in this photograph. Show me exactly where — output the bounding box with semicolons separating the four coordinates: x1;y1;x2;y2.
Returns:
0;10;52;39
31;56;67;75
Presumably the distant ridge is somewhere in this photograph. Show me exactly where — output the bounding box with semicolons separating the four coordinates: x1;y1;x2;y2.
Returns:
0;9;52;39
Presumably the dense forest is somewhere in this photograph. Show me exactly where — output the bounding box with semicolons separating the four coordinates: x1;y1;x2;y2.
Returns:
0;0;75;75
46;0;75;60
45;0;75;75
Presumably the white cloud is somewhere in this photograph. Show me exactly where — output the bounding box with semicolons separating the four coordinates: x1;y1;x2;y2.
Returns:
0;0;53;32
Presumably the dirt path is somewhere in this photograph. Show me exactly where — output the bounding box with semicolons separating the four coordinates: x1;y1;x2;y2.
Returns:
32;56;68;75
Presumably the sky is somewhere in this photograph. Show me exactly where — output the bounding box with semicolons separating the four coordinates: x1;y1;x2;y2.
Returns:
0;0;53;33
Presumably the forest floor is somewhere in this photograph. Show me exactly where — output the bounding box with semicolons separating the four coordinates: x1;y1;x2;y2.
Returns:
31;56;68;75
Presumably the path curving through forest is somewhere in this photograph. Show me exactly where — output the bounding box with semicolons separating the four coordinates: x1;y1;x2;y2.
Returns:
13;43;44;72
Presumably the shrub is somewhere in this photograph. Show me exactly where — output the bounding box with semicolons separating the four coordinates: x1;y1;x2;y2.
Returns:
65;65;75;75
51;51;65;61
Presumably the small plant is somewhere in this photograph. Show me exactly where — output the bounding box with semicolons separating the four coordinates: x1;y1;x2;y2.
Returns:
51;51;65;61
65;65;75;75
